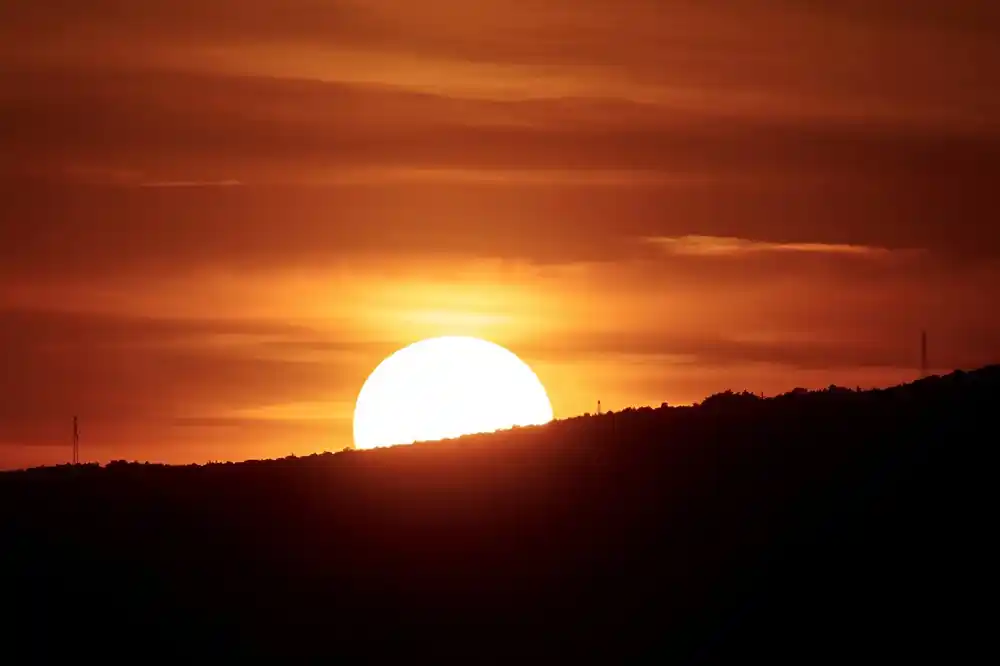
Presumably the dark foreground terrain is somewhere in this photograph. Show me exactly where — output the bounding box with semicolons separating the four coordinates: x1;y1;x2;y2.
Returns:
2;368;996;662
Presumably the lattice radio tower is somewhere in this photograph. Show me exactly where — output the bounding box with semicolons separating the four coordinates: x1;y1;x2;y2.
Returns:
72;415;79;465
920;329;928;379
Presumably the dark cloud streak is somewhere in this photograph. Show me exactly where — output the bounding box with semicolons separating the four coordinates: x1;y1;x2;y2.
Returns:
2;65;998;275
5;68;996;169
0;307;361;424
523;328;1000;375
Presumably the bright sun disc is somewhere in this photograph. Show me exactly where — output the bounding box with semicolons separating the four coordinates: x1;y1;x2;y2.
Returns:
353;336;554;449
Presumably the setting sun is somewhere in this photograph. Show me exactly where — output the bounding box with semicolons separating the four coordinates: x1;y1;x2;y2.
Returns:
353;336;553;449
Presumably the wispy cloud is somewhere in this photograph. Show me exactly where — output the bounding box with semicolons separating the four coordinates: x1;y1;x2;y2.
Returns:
140;179;243;188
644;235;921;258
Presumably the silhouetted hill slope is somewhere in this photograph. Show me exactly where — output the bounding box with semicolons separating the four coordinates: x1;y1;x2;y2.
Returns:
1;367;996;663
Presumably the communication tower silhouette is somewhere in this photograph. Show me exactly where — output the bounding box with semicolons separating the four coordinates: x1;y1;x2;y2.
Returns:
72;416;79;465
921;330;928;379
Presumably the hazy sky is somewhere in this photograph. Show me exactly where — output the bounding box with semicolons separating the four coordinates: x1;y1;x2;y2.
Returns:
2;1;998;468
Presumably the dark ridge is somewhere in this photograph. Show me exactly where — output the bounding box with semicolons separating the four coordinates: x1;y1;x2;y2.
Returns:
1;367;996;663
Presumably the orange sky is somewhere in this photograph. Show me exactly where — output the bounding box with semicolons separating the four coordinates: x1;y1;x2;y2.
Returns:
1;1;999;468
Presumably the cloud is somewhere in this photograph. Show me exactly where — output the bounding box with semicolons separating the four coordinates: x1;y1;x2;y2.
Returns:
139;179;243;188
524;330;995;373
644;236;923;258
3;2;996;123
0;307;371;434
5;67;996;173
0;303;372;463
509;248;1000;376
2;62;997;274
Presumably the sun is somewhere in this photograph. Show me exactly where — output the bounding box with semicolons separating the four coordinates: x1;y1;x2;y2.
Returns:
353;336;554;450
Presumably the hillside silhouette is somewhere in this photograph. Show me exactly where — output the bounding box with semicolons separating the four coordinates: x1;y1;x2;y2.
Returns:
2;367;996;662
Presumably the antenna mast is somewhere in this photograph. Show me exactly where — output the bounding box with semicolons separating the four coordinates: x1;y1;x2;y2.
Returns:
72;416;79;465
920;330;928;379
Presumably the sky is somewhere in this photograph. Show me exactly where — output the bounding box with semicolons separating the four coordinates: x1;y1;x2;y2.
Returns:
1;0;998;468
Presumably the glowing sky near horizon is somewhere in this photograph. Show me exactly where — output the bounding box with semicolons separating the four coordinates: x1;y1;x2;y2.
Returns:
1;0;998;468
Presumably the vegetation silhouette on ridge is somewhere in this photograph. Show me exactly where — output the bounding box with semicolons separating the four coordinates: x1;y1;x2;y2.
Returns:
2;366;995;662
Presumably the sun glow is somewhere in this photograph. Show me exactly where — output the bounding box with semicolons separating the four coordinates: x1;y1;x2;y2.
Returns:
353;336;554;449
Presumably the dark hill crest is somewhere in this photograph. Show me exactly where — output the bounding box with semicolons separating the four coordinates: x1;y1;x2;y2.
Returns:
1;365;995;663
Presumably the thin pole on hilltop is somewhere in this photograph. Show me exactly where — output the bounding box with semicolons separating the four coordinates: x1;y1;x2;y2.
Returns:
921;329;928;379
72;416;79;465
